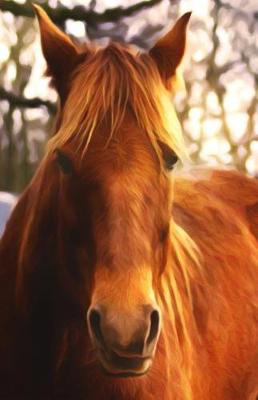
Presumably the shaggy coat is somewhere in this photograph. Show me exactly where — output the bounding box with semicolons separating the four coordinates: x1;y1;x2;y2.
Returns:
0;6;257;400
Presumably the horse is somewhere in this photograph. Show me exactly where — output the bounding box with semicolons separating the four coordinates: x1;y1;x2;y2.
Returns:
0;5;257;400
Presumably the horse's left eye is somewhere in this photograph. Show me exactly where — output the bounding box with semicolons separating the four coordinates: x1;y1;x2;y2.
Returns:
158;140;178;171
164;153;178;171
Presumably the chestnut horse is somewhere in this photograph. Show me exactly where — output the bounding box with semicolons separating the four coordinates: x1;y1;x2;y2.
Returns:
0;5;257;400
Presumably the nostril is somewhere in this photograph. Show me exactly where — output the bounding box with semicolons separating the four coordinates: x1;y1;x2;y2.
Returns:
147;310;160;345
89;309;104;345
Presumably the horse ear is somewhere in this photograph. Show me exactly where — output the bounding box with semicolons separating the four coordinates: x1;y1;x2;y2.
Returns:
33;4;83;92
149;12;191;84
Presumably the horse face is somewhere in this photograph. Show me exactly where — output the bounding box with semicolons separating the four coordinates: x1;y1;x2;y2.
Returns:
87;152;170;375
33;4;190;378
70;121;173;377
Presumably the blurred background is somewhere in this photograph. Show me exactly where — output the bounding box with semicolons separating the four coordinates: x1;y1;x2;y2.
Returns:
0;0;257;193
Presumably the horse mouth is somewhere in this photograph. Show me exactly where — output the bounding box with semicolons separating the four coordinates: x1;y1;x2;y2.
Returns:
98;348;152;377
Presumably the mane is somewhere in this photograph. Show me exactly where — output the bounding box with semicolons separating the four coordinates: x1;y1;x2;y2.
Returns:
159;170;258;400
47;42;188;162
155;220;203;400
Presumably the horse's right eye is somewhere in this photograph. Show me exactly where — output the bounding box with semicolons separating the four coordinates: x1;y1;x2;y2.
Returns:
56;149;74;175
164;152;178;171
158;140;178;171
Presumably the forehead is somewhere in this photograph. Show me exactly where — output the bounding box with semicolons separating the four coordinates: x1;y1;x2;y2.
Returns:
70;114;172;227
75;119;171;268
78;114;161;184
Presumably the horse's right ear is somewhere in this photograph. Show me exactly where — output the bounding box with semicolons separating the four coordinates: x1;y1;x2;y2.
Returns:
149;12;191;86
33;4;84;94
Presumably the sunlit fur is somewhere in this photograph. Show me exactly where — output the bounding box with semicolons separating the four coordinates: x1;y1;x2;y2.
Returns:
0;32;258;400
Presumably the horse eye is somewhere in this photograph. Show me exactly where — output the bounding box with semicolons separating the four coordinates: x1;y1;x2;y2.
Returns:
157;140;178;171
164;153;178;171
56;149;74;175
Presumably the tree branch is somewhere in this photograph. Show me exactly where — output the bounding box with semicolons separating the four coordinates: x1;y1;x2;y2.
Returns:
0;88;56;113
0;0;163;25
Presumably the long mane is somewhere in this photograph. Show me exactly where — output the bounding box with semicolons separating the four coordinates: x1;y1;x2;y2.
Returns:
48;42;187;162
162;168;258;399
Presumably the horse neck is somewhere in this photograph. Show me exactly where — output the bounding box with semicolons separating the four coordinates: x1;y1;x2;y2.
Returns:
0;162;63;390
1;159;58;299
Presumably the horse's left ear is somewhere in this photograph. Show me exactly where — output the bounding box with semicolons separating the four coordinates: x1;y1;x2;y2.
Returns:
33;4;84;95
149;12;191;84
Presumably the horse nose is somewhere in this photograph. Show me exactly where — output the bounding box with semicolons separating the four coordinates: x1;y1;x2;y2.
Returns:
87;306;160;358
